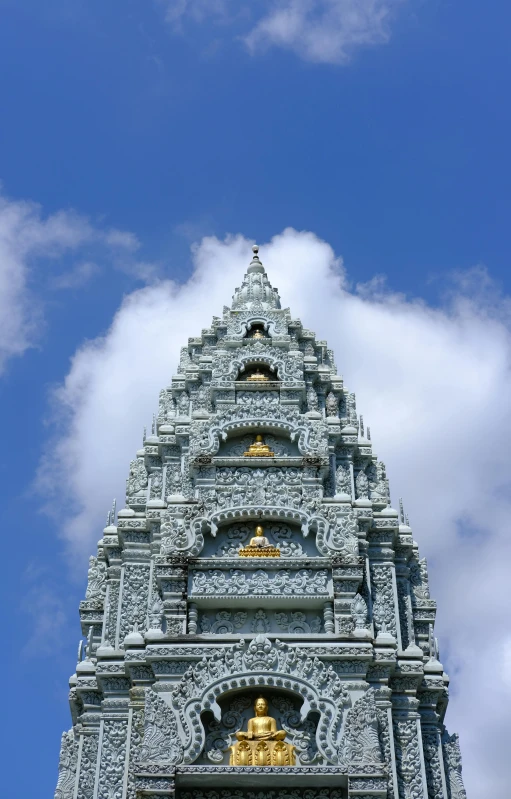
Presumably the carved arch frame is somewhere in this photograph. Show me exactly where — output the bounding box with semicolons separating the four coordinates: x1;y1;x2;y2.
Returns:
172;671;346;766
161;508;350;557
214;349;303;383
191;416;327;459
226;311;289;339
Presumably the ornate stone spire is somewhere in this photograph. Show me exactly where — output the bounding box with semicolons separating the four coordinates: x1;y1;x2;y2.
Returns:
231;244;281;310
53;245;466;799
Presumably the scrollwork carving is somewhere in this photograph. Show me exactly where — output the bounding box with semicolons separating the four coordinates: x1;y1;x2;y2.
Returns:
140;689;184;764
54;730;78;799
190;568;329;597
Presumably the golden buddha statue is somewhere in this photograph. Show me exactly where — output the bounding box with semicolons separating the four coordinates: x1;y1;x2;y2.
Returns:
243;434;275;458
239;525;280;558
229;696;295;766
245;368;270;382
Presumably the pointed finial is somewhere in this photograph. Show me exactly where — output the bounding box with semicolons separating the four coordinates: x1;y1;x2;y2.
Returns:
405;513;410;526
77;639;84;663
143;426;147;443
360;415;365;438
108;498;116;526
248;243;265;274
86;626;94;659
367;427;371;440
152;414;156;435
399;497;405;524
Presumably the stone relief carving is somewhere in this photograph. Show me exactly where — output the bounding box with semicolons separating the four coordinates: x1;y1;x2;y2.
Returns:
442;732;467;799
166;464;183;495
158;389;176;420
351;594;369;632
54;730;77;799
178;391;190;415
375;707;395;799
423;731;445;799
335;463;351;496
140;688;184;764
160;510;205;557
194;384;212;413
198;608;322;635
76;734;98;799
355;469;369;499
272;696;321;764
251;608;270;633
97;720;128;799
393;718;425;799
397;579;413;650
190;569;329;597
147;595;164;631
274;611;321;634
316;511;359;560
149;468;163;499
126;457;148;498
105;581;120;648
410;557;431;602
306;386;319;412
370;564;397;637
119;565;150;642
203;696;253;763
126;707;144;799
325;392;338;417
368;461;389;503
200;611;247;634
236;390;279;408
85;556;106;599
338;690;383;765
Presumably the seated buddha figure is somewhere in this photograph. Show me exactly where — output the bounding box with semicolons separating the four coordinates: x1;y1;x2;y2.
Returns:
238;525;280;558
230;697;295;766
243;434;275;457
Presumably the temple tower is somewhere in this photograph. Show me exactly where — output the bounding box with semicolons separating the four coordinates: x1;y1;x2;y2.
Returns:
54;247;467;799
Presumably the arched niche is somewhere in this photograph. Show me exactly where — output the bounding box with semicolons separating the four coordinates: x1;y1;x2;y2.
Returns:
217;430;299;458
197;688;321;766
237;362;277;382
201;518;319;558
245;322;270;340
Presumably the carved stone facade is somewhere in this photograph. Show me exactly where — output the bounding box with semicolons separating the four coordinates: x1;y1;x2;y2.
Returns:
55;246;465;799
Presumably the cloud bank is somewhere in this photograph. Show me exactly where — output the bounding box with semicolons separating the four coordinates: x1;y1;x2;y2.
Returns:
0;189;152;375
40;229;511;797
160;0;405;64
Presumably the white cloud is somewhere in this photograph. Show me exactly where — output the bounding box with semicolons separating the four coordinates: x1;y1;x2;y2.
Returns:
50;261;101;290
40;228;511;797
0;188;153;374
160;0;405;64
245;0;404;64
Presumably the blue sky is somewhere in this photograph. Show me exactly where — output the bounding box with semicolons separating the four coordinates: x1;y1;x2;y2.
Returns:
1;1;511;796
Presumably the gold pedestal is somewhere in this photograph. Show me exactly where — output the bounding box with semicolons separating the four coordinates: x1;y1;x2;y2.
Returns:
238;545;280;558
229;738;295;766
245;369;270;382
